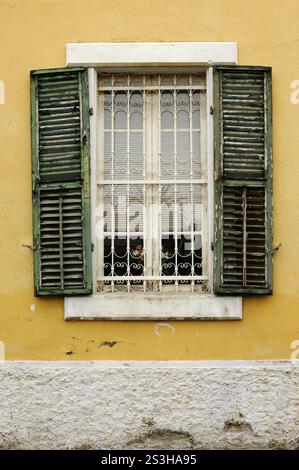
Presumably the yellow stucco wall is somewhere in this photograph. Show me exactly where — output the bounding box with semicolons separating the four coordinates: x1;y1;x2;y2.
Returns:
0;0;298;360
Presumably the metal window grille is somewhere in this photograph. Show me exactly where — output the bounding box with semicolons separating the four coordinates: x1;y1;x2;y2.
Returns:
97;74;209;293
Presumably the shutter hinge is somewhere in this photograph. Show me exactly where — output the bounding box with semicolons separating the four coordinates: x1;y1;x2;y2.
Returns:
22;243;34;251
82;129;88;143
89;107;94;116
272;243;282;256
91;242;95;252
23;237;39;251
211;242;215;251
209;106;214;115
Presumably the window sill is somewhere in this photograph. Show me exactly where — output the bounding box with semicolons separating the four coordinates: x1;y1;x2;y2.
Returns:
64;293;242;320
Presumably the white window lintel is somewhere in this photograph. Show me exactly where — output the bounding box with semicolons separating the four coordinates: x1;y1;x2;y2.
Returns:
66;42;237;67
64;42;242;320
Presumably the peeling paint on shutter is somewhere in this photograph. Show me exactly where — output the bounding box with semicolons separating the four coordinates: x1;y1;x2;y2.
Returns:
214;66;272;295
31;68;92;295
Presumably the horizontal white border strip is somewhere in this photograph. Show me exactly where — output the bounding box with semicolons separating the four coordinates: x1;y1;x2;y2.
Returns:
0;361;297;369
1;360;297;450
64;294;242;320
66;42;237;67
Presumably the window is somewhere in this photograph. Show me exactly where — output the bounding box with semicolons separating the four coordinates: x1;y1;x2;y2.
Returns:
97;73;209;293
30;43;273;319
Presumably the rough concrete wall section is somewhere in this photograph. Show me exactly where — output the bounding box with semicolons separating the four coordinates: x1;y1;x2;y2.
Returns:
0;361;298;450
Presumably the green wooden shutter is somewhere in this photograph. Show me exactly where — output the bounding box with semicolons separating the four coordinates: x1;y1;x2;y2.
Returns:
31;68;92;296
213;66;273;295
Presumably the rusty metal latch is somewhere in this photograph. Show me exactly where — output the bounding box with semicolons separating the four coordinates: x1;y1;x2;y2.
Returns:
32;176;40;193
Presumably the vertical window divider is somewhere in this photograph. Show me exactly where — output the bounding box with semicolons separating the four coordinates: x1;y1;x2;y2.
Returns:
158;74;162;293
174;75;178;291
151;74;160;291
111;75;115;292
189;74;195;291
145;75;153;283
126;75;130;292
142;76;147;292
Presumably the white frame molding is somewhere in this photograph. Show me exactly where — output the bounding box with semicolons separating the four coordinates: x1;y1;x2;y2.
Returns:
65;294;242;320
64;42;242;320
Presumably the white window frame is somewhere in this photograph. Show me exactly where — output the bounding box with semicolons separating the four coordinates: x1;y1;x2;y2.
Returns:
64;42;242;320
97;73;208;293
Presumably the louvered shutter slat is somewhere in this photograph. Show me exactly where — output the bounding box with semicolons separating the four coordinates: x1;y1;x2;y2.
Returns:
214;66;272;295
36;71;82;182
31;68;92;296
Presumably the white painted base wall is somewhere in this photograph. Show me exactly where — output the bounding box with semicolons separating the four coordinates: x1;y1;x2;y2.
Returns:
0;361;298;450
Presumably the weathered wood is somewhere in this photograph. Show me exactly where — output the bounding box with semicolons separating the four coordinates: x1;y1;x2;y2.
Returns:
31;68;92;296
213;66;273;295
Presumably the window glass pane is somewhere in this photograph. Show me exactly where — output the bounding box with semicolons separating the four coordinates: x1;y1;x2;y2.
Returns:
104;132;112;179
176;75;190;86
130;132;144;179
177;131;190;177
114;133;127;179
161;132;174;179
104;92;112;129
161;91;174;129
130;91;143;129
114;75;128;86
160;75;174;86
